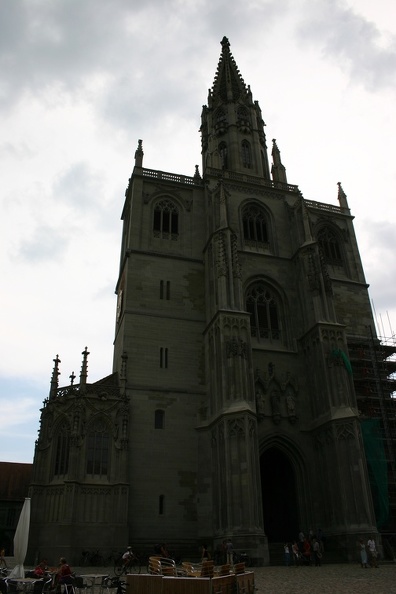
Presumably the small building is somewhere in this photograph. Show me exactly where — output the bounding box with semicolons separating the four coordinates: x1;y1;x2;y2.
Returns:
0;462;32;555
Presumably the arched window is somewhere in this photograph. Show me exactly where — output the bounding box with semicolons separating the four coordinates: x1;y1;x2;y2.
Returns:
215;108;227;132
54;424;70;477
153;200;179;240
241;140;252;168
155;409;165;429
242;204;268;244
218;142;228;169
86;420;109;478
246;283;281;341
317;227;343;265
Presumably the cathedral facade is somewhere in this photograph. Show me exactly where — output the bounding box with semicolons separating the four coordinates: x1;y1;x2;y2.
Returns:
29;38;382;565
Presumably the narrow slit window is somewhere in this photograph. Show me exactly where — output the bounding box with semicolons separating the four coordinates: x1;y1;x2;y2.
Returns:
159;494;165;515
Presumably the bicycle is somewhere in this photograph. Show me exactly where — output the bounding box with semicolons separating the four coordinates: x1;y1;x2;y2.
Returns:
233;551;251;567
79;549;106;567
114;554;141;575
103;577;126;594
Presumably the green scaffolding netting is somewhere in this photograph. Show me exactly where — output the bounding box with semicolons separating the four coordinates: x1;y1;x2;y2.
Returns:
361;418;389;529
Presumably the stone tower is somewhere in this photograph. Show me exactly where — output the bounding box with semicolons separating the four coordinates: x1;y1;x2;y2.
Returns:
29;37;381;565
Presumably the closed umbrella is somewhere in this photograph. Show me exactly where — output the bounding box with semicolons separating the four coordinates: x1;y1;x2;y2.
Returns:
9;497;31;578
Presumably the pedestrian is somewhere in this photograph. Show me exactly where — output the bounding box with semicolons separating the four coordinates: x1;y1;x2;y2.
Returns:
358;539;369;568
367;536;378;568
292;541;300;566
312;539;322;566
0;547;7;569
284;543;291;566
226;539;234;565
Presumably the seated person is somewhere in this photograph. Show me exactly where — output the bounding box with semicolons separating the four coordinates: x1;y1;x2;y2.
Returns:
33;560;48;577
56;558;72;585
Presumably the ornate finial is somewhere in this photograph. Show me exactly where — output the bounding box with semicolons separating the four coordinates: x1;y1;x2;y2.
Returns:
337;181;349;210
134;139;144;167
194;164;201;180
79;346;90;389
49;355;61;399
221;36;230;49
69;371;76;386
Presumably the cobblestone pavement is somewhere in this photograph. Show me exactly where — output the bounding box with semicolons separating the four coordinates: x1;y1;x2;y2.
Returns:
6;561;396;594
252;563;396;594
68;563;396;594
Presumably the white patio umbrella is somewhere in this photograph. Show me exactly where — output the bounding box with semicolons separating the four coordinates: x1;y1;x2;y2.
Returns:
9;497;31;578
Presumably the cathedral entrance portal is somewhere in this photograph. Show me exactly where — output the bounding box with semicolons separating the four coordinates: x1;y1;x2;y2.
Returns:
260;447;299;542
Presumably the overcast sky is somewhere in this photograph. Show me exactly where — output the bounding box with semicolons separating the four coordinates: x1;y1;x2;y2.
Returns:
1;0;395;464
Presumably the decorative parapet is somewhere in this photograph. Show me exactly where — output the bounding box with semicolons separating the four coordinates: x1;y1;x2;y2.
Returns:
142;168;202;186
206;167;299;193
305;199;343;214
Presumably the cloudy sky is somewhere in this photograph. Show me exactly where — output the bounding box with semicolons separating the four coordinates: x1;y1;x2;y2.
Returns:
1;0;395;463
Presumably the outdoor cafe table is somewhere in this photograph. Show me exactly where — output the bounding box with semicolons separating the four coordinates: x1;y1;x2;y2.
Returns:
79;574;109;594
9;577;40;592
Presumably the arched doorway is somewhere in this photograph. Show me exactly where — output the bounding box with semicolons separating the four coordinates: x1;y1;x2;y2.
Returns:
260;447;299;542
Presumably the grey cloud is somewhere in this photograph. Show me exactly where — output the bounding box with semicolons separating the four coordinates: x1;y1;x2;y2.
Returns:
17;224;69;263
296;1;396;91
54;162;102;211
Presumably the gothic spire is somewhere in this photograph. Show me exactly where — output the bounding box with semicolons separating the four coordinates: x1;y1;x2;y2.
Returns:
79;346;90;389
337;181;349;211
134;139;144;168
271;139;288;184
209;36;250;108
49;354;61;399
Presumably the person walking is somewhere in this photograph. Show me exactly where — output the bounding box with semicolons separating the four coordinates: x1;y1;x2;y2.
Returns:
312;539;322;566
367;536;378;568
226;539;234;565
359;539;369;568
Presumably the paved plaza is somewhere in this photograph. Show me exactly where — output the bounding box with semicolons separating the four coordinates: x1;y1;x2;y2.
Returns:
252;563;396;594
5;560;396;594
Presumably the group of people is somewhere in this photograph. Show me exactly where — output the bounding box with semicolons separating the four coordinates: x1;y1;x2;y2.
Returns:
212;539;234;565
284;529;325;567
27;557;72;591
359;536;379;568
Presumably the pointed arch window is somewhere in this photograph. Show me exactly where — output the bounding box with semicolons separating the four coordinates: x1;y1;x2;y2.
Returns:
153;199;179;240
241;140;252;168
246;283;281;342
237;107;251;133
317;227;343;265
242;204;268;245
54;424;70;477
218;142;228;169
86;420;110;478
214;108;227;135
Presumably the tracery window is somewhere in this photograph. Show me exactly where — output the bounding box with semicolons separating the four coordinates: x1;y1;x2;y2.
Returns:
218;142;228;169
153;200;179;240
54;425;70;477
241;140;252;168
86;421;109;478
246;283;281;341
242;204;268;245
317;227;343;265
215;108;227;129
